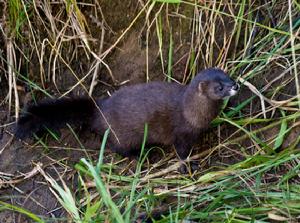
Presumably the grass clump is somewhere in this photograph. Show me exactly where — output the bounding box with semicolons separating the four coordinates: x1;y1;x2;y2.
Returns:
7;0;27;39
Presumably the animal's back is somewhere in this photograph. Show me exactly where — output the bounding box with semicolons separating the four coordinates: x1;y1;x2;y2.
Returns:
95;82;185;149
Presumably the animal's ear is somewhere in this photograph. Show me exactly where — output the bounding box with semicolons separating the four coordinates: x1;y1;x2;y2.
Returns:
198;82;205;93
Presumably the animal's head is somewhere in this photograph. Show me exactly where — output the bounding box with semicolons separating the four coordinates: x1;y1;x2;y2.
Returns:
194;68;239;100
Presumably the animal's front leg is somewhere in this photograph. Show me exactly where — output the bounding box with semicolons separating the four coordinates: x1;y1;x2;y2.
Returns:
174;137;198;174
107;138;140;159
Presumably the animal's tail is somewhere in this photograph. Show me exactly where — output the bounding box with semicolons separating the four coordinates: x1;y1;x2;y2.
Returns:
15;98;95;139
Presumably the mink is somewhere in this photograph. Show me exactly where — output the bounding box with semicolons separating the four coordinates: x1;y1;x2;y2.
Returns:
15;68;239;167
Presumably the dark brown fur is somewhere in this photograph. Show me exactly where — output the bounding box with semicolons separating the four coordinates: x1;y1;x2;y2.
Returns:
15;68;239;161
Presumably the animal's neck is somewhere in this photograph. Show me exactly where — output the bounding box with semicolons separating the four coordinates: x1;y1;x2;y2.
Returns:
182;86;221;129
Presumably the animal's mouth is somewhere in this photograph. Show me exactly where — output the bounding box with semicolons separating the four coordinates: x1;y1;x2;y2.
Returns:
222;83;239;99
228;83;239;96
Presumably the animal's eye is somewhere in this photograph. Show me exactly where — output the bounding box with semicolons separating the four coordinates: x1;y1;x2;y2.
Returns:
218;85;223;91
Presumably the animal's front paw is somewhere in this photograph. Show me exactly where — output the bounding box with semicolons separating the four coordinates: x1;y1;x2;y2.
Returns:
178;160;199;174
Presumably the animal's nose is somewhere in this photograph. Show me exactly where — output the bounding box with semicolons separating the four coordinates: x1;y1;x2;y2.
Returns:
232;83;239;91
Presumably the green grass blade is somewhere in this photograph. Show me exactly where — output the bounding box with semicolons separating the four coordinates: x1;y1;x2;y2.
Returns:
97;129;110;172
274;110;288;150
125;124;148;222
0;201;44;223
167;28;173;82
81;158;125;223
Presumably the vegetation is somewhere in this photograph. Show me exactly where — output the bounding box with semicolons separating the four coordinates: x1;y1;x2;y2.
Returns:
0;0;299;222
